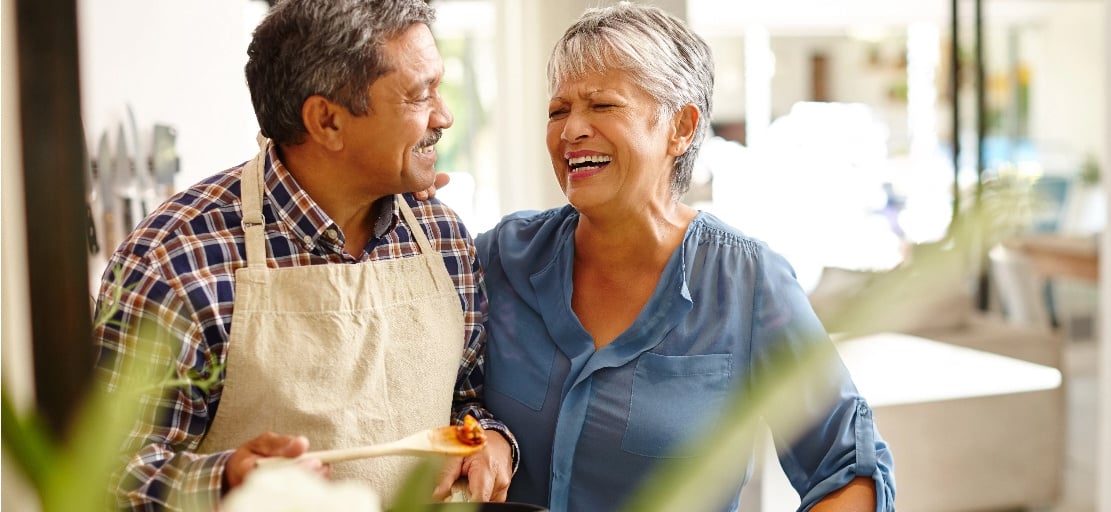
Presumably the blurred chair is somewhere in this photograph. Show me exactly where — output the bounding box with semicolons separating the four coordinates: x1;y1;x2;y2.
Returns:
988;243;1053;329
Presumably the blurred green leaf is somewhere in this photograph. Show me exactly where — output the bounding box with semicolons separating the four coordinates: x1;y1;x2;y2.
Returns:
389;455;478;512
621;343;839;512
2;390;57;492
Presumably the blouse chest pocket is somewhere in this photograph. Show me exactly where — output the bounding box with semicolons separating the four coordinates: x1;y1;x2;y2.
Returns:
621;352;734;458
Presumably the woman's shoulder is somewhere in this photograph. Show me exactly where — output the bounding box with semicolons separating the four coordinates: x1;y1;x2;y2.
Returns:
498;204;576;229
474;205;576;265
685;212;806;290
478;205;575;243
689;211;769;252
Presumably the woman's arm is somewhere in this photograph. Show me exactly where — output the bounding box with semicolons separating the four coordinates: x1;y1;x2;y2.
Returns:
809;476;877;512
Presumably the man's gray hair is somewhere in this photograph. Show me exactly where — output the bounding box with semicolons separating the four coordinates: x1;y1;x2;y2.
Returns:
246;0;436;145
548;1;714;197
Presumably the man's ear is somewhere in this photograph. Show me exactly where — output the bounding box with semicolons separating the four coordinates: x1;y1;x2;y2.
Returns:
301;95;344;151
668;104;699;157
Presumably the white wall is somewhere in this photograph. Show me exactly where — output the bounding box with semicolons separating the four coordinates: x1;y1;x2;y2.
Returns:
78;0;266;191
1027;2;1108;177
1100;2;1111;509
492;0;563;215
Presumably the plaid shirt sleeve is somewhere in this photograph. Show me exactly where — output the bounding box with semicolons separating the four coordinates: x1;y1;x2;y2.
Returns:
93;247;229;511
451;242;520;474
410;197;520;474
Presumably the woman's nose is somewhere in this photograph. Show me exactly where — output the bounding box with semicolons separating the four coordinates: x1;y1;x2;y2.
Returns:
560;110;590;142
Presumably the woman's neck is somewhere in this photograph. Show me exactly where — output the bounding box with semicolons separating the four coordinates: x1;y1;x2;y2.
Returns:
573;201;698;268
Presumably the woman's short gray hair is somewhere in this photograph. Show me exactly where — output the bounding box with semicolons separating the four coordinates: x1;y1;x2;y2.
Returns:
246;0;435;145
548;1;714;197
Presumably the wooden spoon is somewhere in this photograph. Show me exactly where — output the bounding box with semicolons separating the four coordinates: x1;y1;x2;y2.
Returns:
257;422;486;467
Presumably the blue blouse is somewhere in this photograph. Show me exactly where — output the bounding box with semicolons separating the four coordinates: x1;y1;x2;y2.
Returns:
475;206;895;512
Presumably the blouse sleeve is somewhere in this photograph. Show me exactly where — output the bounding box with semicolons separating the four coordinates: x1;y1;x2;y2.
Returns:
748;246;896;511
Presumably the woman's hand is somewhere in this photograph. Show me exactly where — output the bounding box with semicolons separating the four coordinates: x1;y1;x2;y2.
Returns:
414;172;451;201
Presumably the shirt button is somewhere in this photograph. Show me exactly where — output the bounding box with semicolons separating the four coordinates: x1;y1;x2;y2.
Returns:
325;229;338;240
858;403;870;416
301;235;313;247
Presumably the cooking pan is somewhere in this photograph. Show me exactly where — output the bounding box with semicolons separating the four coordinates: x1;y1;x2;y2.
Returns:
390;503;548;512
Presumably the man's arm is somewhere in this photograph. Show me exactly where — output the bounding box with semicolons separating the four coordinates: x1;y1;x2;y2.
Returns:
425;205;517;502
94;253;231;510
95;253;330;509
443;272;518;502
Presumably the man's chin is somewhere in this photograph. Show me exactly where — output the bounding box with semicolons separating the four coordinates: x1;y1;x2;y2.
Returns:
406;171;437;194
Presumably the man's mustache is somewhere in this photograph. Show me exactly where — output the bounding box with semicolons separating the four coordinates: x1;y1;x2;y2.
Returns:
419;129;443;148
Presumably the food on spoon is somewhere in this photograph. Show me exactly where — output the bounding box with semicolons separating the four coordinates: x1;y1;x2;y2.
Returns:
454;415;486;447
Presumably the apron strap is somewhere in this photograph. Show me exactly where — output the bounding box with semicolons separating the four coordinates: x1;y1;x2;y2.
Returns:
241;134;268;269
241;141;434;266
396;196;436;256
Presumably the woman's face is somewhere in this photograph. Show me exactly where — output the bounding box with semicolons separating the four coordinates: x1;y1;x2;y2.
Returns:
546;69;679;216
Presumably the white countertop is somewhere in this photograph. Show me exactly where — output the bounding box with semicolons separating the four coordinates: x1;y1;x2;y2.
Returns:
835;331;1063;407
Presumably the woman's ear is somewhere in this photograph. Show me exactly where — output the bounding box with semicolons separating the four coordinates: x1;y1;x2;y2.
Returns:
668;104;699;156
301;95;344;151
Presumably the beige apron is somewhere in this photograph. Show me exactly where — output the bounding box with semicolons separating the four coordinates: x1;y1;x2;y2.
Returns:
199;139;464;504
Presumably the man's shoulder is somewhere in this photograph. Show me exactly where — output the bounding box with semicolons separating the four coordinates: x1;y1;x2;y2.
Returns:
122;166;245;257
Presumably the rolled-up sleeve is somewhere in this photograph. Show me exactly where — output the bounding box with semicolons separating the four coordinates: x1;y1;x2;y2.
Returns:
783;397;896;511
751;247;896;511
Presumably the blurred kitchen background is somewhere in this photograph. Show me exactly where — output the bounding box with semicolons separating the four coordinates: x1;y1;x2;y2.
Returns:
3;0;1109;510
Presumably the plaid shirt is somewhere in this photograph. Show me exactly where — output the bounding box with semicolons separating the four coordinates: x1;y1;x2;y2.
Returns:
92;144;515;510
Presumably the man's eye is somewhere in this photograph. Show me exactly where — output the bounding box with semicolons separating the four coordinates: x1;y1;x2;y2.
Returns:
593;104;614;110
548;109;568;119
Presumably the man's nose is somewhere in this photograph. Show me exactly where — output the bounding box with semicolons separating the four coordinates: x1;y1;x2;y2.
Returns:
432;95;454;128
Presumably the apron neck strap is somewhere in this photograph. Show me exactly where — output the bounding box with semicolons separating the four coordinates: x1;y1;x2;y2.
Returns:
241;134;437;264
396;196;436;255
241;134;268;269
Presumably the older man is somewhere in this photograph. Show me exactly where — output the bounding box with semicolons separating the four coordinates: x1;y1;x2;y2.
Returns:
92;1;514;509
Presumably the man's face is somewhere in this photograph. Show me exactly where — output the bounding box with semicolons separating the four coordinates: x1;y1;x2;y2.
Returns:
343;23;453;196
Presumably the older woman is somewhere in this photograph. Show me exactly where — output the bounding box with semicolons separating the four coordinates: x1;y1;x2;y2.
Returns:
474;3;895;511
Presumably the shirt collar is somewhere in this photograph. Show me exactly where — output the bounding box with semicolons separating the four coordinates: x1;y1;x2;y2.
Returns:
371;195;401;239
261;143;401;253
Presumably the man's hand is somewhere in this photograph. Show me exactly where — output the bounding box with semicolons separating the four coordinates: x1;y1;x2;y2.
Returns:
414;172;451;201
431;428;512;502
224;432;331;491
